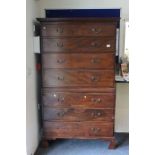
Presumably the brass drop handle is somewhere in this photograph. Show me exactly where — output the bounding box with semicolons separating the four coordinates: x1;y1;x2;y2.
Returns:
91;58;101;64
57;111;65;117
97;98;101;103
58;76;64;81
57;42;63;47
91;127;95;131
91;42;98;47
57;59;65;64
91;112;95;117
56;28;63;33
91;28;101;33
91;127;101;134
58;109;69;117
91;76;98;81
91;98;102;103
91;111;102;117
97;112;102;116
57;96;65;102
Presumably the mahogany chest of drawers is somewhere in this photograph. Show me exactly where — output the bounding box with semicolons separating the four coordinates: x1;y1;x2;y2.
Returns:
38;18;118;149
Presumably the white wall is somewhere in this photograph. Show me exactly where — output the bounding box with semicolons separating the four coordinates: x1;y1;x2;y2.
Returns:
26;0;40;155
38;0;129;57
115;83;129;132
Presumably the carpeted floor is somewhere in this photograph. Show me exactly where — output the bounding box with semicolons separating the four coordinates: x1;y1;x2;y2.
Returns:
38;133;129;155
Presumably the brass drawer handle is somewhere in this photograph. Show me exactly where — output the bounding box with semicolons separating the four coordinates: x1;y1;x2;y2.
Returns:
42;26;46;30
57;59;65;64
56;28;63;33
57;111;65;117
91;127;101;134
57;97;65;102
91;98;102;103
91;111;102;117
97;112;101;116
91;127;95;131
91;112;95;117
58;76;64;81
91;76;98;81
91;28;101;33
91;58;101;64
57;42;63;47
91;42;98;47
97;98;102;103
57;109;69;117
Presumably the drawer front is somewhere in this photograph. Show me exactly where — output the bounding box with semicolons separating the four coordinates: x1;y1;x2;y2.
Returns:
41;23;116;37
42;69;115;87
44;121;114;138
42;91;115;108
41;38;115;52
43;108;114;121
42;53;114;69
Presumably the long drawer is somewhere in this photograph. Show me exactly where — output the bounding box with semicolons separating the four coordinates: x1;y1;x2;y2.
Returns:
42;69;115;87
42;90;115;108
42;53;114;69
41;23;116;37
41;37;115;52
43;108;114;122
43;121;114;138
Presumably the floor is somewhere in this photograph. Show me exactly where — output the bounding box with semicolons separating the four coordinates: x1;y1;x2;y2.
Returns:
38;134;129;155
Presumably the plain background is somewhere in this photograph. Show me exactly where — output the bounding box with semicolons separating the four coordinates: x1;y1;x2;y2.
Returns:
0;0;155;155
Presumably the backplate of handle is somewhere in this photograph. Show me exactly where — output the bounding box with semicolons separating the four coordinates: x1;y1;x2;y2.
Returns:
57;111;65;117
57;109;69;117
58;76;64;81
91;76;98;81
57;59;65;64
91;127;101;134
57;96;65;102
91;42;98;47
57;42;63;47
56;28;63;33
91;58;101;64
91;111;102;117
91;98;102;103
91;28;102;33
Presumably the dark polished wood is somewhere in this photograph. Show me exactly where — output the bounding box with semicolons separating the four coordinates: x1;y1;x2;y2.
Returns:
42;69;115;87
108;137;117;149
40;140;49;148
42;91;115;108
42;87;115;93
43;121;114;138
38;17;118;149
37;17;119;22
43;107;114;121
41;37;115;53
41;22;116;37
42;53;115;69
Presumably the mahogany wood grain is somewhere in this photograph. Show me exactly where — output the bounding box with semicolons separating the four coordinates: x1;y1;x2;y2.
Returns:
42;87;115;93
43;108;114;121
42;53;115;69
43;121;114;138
41;37;115;53
42;69;115;87
42;91;115;108
41;23;116;37
38;18;118;149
